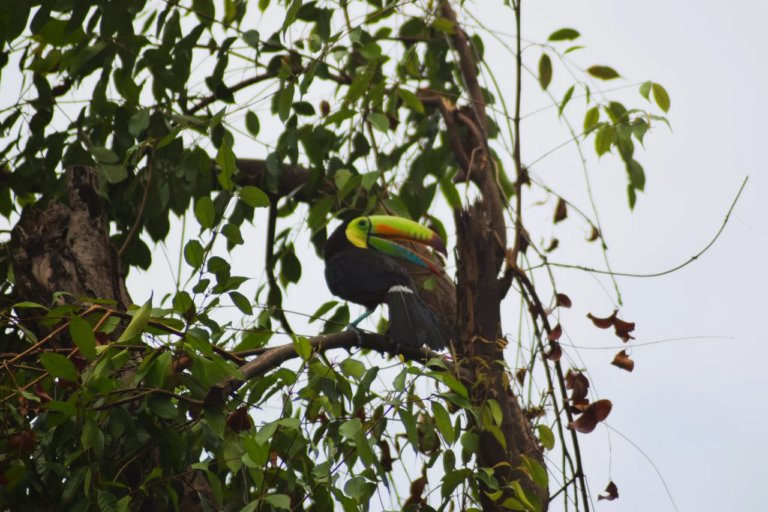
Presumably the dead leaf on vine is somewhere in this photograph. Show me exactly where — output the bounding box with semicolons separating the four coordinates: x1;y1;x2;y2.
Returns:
587;311;615;329
568;399;612;434
554;198;568;223
611;350;635;372
34;384;52;404
95;331;110;346
598;481;619;501
587;310;636;342
404;476;427;506
320;100;330;117
614;317;636;342
379;440;393;472
543;342;562;361
516;368;527;386
8;430;36;454
587;226;600;242
565;370;590;403
226;407;253;432
547;324;562;341
556;293;572;308
544;238;559;252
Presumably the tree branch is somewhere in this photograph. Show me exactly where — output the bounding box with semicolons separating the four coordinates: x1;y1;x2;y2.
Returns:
204;330;455;406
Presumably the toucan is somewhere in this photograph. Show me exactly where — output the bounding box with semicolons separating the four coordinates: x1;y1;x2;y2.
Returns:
323;215;456;351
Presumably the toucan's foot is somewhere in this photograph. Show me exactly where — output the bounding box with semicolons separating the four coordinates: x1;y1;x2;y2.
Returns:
346;325;364;346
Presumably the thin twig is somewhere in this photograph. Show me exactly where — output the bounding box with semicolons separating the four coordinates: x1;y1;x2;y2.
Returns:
265;201;294;336
119;154;153;257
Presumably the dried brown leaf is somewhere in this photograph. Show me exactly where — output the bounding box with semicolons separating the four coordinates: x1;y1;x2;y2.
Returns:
544;238;559;252
8;430;36;454
587;226;600;242
554;198;568;223
568;399;612;433
95;331;110;346
543;342;562;362
611;350;635;372
516;368;527;386
587;310;616;329
226;407;253;432
320;100;330;117
598;481;619;501
379;440;393;472
547;324;562;341
614;318;636;342
405;476;427;506
556;293;572;308
34;384;52;404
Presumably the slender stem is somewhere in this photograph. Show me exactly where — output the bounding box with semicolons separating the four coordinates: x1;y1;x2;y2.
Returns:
119;153;153;257
266;201;294;335
512;1;524;257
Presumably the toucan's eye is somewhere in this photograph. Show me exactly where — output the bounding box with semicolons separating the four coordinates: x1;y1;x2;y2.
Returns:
358;220;366;227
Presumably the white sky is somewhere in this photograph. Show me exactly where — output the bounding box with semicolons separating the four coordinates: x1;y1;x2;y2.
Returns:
2;1;766;511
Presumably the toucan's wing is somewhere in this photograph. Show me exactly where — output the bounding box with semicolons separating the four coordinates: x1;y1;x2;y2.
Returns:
324;249;414;309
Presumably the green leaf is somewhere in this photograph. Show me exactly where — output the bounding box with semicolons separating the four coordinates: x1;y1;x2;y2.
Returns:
538;54;552;90
229;291;253;315
42;401;78;417
639;81;652;101
587;66;621;80
117;298;153;343
221;223;244;245
428;372;468;399
69;315;97;360
559;85;574;117
278;84;295;123
97;490;118;512
148;396;178;419
441;176;462;209
242;30;260;50
368;112;389;133
40;352;78;382
520;455;548;491
583;106;599;132
548;28;580;41
595;124;612;157
184;240;205;269
536;424;555;450
309;300;338;323
216;140;236;191
361;170;381;191
563;46;585;55
501;497;526;510
81;418;100;450
355;429;375;467
264;494;291;510
245;110;260;137
239;185;270;207
507;481;535;511
339;418;362;438
195;196;215;229
398;88;424;114
431;401;455;445
291;335;312;361
128;110;150;137
652;82;670;113
431;18;455;35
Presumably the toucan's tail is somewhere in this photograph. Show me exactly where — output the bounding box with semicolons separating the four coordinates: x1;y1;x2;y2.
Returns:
385;285;455;351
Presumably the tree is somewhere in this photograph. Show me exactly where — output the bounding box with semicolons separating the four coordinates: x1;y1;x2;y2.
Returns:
0;1;693;511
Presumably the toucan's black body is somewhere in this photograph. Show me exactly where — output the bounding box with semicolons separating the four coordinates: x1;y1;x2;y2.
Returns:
324;219;455;350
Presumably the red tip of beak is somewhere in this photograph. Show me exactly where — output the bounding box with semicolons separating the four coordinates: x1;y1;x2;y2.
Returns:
430;233;448;256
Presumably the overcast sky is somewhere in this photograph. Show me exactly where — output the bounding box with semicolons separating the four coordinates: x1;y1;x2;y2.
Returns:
2;1;766;510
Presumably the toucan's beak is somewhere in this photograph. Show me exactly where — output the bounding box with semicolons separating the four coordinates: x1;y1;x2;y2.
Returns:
366;216;447;275
368;216;447;254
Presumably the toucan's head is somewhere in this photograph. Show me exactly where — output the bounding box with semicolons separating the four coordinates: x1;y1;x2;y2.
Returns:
345;215;447;275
